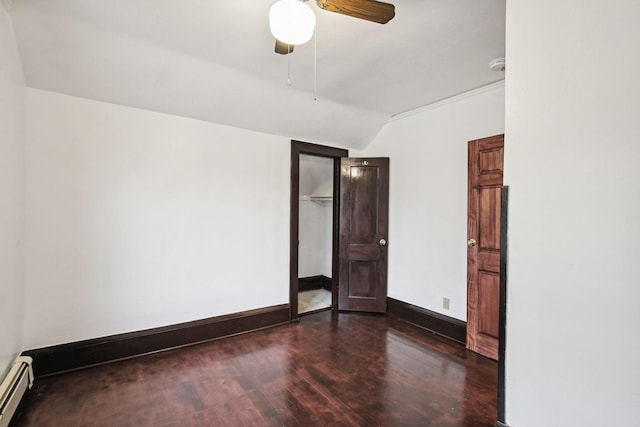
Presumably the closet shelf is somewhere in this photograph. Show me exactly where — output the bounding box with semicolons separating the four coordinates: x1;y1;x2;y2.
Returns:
300;195;333;206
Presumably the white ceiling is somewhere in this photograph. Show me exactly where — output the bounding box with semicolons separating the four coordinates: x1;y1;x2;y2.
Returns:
10;0;505;149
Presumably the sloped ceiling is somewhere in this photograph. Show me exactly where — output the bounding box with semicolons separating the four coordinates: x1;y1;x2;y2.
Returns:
9;0;505;149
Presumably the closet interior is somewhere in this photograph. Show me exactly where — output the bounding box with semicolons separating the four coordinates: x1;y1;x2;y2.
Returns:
298;154;334;314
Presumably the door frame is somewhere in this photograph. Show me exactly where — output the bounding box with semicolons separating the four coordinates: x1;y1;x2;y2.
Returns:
497;185;508;425
290;140;348;322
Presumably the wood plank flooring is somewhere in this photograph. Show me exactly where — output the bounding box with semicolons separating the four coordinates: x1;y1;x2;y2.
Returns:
12;311;497;426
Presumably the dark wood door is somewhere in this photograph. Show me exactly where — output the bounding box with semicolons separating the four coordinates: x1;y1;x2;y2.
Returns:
338;158;389;312
467;134;504;360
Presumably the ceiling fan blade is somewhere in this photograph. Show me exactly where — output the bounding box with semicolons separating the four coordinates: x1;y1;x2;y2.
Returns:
275;39;294;55
316;0;395;24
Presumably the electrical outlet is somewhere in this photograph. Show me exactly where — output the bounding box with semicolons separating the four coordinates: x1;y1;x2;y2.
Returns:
443;297;450;310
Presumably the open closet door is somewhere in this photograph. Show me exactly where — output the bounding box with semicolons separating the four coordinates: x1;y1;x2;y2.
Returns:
338;158;389;313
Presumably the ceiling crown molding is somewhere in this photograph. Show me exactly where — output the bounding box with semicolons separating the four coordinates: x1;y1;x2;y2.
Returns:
389;80;505;122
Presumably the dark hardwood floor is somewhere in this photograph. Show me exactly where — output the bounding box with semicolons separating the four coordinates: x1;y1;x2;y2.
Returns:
12;311;497;426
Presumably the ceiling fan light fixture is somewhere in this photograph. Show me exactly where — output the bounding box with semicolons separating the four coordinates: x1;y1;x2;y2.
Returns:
269;0;316;45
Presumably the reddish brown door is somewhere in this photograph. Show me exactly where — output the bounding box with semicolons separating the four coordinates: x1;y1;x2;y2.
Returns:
338;158;389;312
467;134;504;360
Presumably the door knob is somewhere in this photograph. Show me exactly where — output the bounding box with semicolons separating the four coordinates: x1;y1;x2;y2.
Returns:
379;238;387;246
467;239;477;247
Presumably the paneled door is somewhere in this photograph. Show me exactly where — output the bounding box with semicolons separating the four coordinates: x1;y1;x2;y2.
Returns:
338;158;389;313
467;134;504;360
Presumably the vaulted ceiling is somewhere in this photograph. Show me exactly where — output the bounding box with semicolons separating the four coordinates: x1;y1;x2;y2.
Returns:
10;0;505;149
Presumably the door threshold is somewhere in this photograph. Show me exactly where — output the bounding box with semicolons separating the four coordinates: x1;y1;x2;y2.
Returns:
298;306;334;317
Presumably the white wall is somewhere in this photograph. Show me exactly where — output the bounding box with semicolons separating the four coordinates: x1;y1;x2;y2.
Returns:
361;83;505;320
504;1;640;426
23;89;290;350
0;7;26;377
298;199;332;278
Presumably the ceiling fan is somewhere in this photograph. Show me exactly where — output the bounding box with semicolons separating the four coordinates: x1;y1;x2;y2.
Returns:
270;0;396;55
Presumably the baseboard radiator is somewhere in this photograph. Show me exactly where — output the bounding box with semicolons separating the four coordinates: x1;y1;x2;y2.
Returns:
0;356;34;427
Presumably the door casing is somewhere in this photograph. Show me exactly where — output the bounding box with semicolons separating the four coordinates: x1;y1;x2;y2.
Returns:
290;140;348;322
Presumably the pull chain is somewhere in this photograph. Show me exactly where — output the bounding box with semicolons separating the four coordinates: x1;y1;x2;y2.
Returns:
314;23;317;100
287;46;291;86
